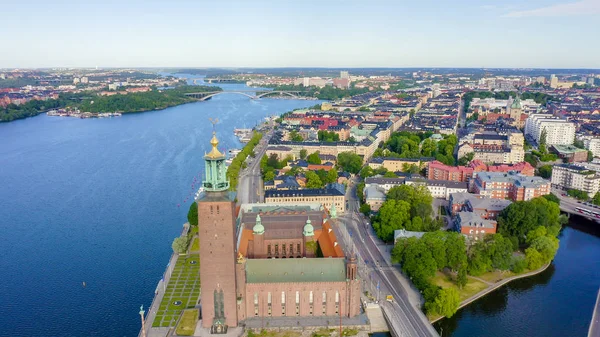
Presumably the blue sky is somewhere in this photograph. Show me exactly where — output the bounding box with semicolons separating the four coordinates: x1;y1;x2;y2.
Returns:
2;0;599;68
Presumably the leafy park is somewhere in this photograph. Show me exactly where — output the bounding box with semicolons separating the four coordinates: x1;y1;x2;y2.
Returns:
372;131;458;166
371;185;444;240
391;196;565;319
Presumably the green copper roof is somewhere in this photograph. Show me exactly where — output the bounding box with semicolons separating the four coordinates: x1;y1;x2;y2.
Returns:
510;96;522;109
245;258;346;283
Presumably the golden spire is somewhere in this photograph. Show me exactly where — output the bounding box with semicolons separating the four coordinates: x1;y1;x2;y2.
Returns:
206;131;224;159
205;118;224;159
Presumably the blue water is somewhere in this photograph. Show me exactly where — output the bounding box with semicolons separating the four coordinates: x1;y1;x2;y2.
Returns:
434;221;600;337
0;84;319;336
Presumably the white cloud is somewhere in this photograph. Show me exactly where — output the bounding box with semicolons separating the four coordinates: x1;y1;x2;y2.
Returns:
503;0;600;17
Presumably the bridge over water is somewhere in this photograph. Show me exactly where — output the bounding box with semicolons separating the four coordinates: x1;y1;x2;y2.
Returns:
184;90;304;101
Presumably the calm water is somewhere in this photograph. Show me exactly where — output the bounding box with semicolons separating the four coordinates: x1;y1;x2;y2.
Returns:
434;219;600;337
0;81;319;337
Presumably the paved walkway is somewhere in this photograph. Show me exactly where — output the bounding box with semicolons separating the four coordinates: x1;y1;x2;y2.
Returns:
140;224;190;337
467;275;493;286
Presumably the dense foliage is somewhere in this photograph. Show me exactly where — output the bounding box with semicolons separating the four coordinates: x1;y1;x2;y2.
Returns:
78;85;218;113
337;152;363;174
393;196;564;318
497;197;563;244
187;202;198;227
226;132;262;189
372;185;441;241
392;231;467;318
317;130;340;142
266;84;370;100
373;131;457;166
1;85;220;122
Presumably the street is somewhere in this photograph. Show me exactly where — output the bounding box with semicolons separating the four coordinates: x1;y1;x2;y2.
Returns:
237;127;273;205
335;179;439;337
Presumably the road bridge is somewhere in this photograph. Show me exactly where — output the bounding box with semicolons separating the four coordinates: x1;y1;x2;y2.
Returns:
184;90;303;101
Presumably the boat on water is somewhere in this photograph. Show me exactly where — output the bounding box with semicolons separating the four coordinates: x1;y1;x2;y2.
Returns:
234;128;253;143
226;149;242;165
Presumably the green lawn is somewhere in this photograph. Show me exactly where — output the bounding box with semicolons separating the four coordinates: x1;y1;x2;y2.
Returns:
175;309;199;336
152;254;200;327
431;271;488;302
190;237;199;252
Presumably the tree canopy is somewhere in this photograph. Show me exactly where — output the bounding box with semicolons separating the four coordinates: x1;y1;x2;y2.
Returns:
337;152;363;174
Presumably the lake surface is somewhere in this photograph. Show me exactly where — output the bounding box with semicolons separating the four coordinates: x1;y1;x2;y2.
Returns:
0;80;319;337
434;219;600;337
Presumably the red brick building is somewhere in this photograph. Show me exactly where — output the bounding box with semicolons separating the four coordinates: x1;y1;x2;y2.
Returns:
197;133;360;333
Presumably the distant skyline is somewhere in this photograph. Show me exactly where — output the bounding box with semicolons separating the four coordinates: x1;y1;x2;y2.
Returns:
2;0;599;69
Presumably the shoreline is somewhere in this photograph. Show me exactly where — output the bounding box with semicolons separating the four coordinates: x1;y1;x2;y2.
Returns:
430;262;552;324
1;99;200;123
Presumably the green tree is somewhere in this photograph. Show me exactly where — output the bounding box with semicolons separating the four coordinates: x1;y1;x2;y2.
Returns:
326;169;338;184
402;239;438;280
359;165;375;178
445;232;467;271
537;165;552;179
457;152;475;166
359;203;371;216
467;242;491;276
456;265;468;289
497;197;561;244
300;149;307;160
383;171;397;178
592;192;600;206
588;151;594;162
422;231;447;269
356;182;365;203
511;256;527;273
172;236;188;254
525;247;545;270
530;235;559;263
306;152;321;165
187;202;198;227
305;171;323;188
486;235;514;270
374;199;411;241
432;288;460;318
337;152;363;174
567;189;589;200
264;170;276;182
539;128;548;154
542;193;560;205
526;226;547;245
289;130;303;142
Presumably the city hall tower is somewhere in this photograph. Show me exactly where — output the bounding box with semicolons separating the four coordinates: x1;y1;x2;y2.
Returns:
197;131;238;332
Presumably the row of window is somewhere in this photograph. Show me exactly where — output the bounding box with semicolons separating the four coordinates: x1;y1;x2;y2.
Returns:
253;291;339;316
267;243;302;257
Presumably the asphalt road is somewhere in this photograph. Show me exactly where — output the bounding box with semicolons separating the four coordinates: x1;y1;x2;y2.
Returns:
237;128;273;205
338;179;439;337
552;187;600;222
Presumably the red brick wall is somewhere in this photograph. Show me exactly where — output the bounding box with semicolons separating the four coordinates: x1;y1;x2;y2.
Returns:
198;193;238;328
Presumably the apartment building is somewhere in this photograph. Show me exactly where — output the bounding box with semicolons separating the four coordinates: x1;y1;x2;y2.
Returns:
551;163;600;197
265;188;346;213
525;114;576;146
404;178;468;200
472;171;550;201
